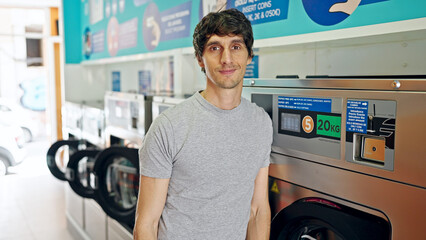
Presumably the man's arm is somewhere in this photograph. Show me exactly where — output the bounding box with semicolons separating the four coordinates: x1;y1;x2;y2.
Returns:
133;175;169;240
246;166;271;240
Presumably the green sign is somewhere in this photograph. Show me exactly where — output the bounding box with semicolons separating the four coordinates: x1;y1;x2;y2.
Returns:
317;114;341;138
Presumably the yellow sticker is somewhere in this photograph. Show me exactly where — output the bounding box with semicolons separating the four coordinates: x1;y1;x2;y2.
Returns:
270;181;280;194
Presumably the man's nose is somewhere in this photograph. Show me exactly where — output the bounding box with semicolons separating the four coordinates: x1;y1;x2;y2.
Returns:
220;48;232;65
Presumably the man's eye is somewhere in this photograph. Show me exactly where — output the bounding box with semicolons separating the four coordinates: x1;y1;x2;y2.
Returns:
210;46;220;51
232;45;241;50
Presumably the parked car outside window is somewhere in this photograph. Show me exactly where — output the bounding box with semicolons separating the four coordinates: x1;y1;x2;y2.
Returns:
0;98;38;143
0;124;26;176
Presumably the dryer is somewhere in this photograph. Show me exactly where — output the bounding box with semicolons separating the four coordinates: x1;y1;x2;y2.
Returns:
242;77;426;239
46;101;107;240
46;101;88;238
87;91;153;240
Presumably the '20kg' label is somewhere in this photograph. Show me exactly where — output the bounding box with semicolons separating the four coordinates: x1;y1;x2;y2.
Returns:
317;114;341;138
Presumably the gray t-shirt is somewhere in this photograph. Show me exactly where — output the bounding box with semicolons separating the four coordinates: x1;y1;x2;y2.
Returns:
139;92;272;240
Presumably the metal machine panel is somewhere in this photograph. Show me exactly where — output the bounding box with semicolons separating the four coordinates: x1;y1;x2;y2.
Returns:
81;101;105;148
65;185;84;230
243;77;426;239
107;217;133;240
243;79;426;188
84;199;107;240
104;91;152;137
152;95;187;120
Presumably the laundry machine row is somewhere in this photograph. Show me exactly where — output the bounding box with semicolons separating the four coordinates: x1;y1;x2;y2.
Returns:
242;76;426;240
47;92;187;240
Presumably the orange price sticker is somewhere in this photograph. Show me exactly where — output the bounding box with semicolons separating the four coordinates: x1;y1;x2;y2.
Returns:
302;115;314;133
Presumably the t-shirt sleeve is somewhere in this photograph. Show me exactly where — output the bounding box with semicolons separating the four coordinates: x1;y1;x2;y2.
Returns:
261;115;273;168
139;114;174;179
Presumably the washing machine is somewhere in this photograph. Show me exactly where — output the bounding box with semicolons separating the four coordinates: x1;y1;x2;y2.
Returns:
152;95;188;120
46;101;88;238
47;101;108;240
86;91;152;240
68;102;107;240
242;76;426;239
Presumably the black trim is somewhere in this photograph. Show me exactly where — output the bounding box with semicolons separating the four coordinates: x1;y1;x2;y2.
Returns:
270;197;390;240
305;75;426;79
93;147;139;225
46;140;81;181
67;149;101;198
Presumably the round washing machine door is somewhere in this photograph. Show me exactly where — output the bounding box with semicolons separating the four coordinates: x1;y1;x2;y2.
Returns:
91;147;139;225
66;149;101;198
270;197;390;240
46;140;83;181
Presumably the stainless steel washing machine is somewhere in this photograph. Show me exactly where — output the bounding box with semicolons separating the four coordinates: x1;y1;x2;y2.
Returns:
242;77;426;239
86;91;153;240
152;95;187;120
46;101;89;239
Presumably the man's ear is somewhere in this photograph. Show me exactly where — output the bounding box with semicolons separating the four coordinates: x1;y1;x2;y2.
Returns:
197;56;204;68
246;55;253;65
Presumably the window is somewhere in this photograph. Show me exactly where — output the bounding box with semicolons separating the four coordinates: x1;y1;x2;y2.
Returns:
26;38;43;67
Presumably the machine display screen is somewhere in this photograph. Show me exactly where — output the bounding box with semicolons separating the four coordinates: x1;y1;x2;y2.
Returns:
281;113;301;132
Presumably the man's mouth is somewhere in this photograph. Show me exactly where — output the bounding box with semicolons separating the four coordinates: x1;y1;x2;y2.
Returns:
219;69;236;75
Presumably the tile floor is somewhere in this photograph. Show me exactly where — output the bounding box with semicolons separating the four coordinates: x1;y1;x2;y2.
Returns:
0;139;75;240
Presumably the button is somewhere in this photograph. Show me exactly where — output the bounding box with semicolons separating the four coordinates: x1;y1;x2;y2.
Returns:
361;136;385;162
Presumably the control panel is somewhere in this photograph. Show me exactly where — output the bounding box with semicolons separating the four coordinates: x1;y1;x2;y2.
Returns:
345;99;396;170
253;94;343;160
252;94;396;171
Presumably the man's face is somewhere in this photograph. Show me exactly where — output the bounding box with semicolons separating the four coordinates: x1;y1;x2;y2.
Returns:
197;34;252;90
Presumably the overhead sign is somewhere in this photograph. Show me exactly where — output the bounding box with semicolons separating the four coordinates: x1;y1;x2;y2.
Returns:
227;0;289;25
63;0;426;63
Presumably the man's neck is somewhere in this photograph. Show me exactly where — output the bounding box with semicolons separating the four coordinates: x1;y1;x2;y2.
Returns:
201;84;242;110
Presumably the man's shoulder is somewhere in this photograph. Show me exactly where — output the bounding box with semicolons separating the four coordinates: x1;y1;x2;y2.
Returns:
154;95;197;128
241;97;271;123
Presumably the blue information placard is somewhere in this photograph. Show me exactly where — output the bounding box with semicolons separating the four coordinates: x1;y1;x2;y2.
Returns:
278;96;332;113
138;70;152;94
112;71;121;92
346;100;368;133
227;0;290;25
244;55;259;78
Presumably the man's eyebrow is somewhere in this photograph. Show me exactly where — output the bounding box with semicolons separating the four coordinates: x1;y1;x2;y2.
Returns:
205;41;220;47
205;39;245;47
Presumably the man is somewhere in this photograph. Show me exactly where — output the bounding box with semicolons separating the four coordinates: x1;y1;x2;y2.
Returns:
134;8;272;240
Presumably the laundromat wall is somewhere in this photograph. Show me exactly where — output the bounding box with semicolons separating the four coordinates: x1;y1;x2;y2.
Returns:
61;0;426;104
56;1;426;239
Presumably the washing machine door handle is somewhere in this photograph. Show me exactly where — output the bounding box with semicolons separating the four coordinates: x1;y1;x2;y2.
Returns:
66;149;101;199
90;172;98;190
46;140;81;181
300;235;316;240
65;167;75;181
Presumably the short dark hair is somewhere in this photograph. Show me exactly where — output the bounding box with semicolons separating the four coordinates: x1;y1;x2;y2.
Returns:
193;8;254;60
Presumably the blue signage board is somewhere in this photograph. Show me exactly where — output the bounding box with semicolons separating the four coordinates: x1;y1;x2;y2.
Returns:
63;0;426;63
227;0;289;25
138;70;152;94
112;71;121;92
278;96;332;113
346;100;368;133
244;55;259;78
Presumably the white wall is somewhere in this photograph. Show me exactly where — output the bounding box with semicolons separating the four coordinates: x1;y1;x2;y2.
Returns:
258;30;426;78
64;29;426;104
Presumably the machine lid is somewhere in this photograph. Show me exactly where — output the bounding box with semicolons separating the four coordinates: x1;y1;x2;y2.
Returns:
46;140;82;181
92;146;139;225
66;149;101;199
243;76;426;91
269;197;390;240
